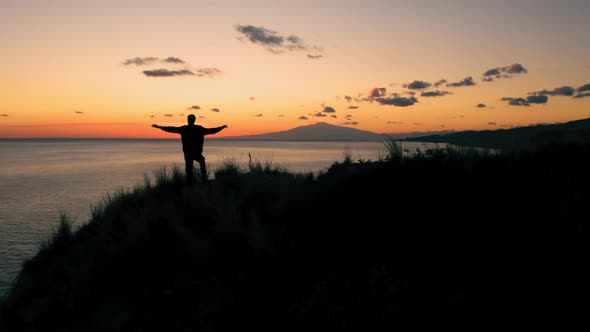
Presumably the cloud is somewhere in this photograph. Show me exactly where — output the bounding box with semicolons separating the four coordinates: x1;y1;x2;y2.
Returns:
502;95;547;106
387;121;404;124
578;84;590;92
341;121;358;125
251;113;264;117
345;114;353;119
236;24;321;55
188;105;200;110
143;69;194;77
313;112;327;117
278;114;285;117
368;87;387;99
483;63;527;81
122;57;158;65
164;114;174;117
322;106;336;113
502;97;529;106
195;68;221;77
74;111;84;114
298;116;308;120
348;106;359;109
211;108;220;112
433;79;447;87
574;92;590;99
404;80;432;90
530;86;575;96
476;103;487;108
344;96;352;102
179;113;184;116
488;122;496;126
149;115;155;118
330;115;337;118
376;96;418;107
420;90;452;97
527;95;548;104
0;114;8;117
413;122;421;125
447;76;476;87
575;84;590;98
250;96;255;101
162;57;185;64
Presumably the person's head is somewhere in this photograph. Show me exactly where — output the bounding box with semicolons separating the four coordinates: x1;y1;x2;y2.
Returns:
187;114;196;125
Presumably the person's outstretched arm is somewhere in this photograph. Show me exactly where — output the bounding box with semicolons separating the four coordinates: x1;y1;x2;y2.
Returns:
152;124;182;134
203;124;228;135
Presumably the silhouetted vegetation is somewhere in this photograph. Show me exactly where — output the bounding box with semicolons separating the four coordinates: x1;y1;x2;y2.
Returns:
405;116;590;151
1;141;590;331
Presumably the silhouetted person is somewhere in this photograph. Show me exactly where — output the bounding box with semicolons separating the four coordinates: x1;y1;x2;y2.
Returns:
152;114;228;183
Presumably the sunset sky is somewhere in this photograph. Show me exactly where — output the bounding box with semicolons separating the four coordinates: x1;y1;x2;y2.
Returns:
1;0;589;138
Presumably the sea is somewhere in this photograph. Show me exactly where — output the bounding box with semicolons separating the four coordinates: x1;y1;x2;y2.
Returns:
0;138;442;296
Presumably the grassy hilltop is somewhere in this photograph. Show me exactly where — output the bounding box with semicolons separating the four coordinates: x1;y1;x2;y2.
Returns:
1;140;590;331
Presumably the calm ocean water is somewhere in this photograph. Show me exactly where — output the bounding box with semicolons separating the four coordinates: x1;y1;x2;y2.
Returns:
0;138;440;295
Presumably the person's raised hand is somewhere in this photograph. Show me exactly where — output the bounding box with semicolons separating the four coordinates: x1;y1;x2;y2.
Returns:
152;124;160;129
222;125;228;129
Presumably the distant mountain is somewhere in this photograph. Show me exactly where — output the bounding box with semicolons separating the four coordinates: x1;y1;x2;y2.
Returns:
219;122;453;141
220;122;383;141
405;117;590;150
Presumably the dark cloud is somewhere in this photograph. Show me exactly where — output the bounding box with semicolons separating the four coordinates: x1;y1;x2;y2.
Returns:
488;122;496;126
348;106;359;109
211;108;220;112
162;57;185;64
447;76;475;87
405;80;432;90
278;114;285;117
502;96;547;106
251;113;264;117
531;86;575;96
122;57;158;66
188;105;201;110
307;54;323;59
74;111;84;114
578;84;590;92
387;121;404;124
434;79;447;87
250;96;255;101
143;69;194;77
483;63;527;81
322;106;336;113
164;114;174;117
298;116;308;120
369;88;387;98
149;115;155;118
574;92;590;99
195;68;221;77
420;90;452;97
502;97;529;106
0;114;8;117
527;95;549;104
345;114;353;119
330;115;337;118
344;96;352;102
476;103;487;108
313;112;327;117
341;121;358;125
376;96;418;107
235;24;320;55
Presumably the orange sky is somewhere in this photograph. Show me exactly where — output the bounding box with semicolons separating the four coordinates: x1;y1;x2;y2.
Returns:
1;0;589;138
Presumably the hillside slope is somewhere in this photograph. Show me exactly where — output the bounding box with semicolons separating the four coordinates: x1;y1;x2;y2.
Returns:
405;117;590;150
2;143;590;331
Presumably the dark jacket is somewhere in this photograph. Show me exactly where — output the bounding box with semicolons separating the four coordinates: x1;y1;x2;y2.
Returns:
158;125;225;156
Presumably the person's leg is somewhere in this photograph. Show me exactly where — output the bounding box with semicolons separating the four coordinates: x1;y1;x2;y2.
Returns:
184;154;194;183
195;155;207;182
